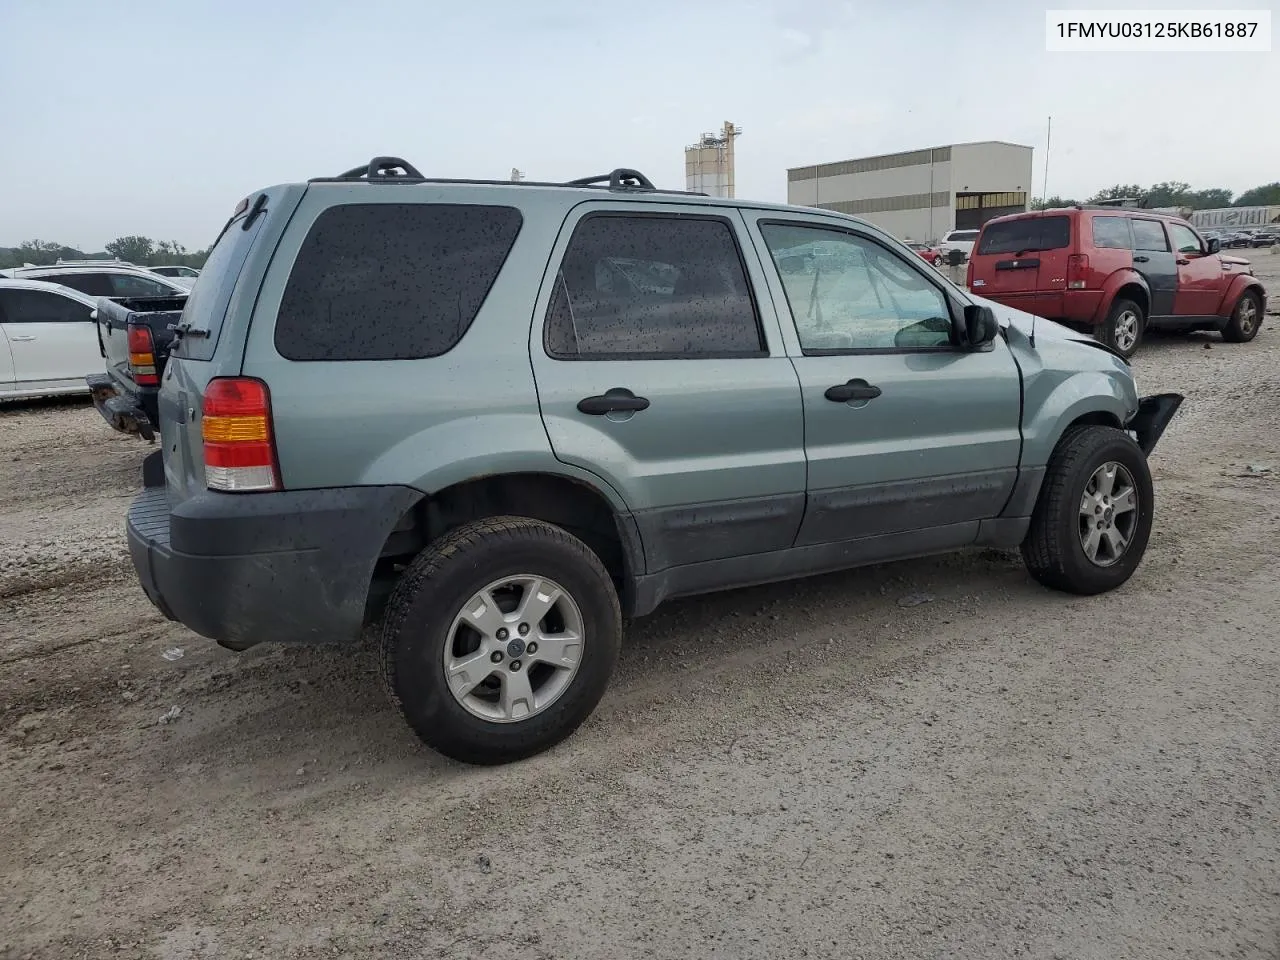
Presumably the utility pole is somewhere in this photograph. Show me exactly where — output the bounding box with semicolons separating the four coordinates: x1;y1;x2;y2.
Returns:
1041;116;1052;207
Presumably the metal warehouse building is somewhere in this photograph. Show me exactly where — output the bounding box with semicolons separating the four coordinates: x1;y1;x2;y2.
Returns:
786;141;1035;244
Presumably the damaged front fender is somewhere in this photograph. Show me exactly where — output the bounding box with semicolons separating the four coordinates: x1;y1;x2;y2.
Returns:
1127;393;1184;456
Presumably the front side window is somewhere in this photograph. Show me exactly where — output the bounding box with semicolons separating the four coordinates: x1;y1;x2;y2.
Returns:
761;223;953;352
1131;220;1170;252
1091;216;1131;250
0;290;93;324
1168;223;1203;255
544;215;763;359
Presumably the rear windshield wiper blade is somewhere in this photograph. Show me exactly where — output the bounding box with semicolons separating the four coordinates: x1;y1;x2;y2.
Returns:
169;319;210;340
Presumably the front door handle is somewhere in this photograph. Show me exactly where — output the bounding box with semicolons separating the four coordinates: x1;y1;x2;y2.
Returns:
577;387;650;416
1133;255;1149;263
1176;258;1190;265
824;379;882;403
9;335;35;342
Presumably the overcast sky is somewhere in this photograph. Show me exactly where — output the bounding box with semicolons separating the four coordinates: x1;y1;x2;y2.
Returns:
1;0;1275;250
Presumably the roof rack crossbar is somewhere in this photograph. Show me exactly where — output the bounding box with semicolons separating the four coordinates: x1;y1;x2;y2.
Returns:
566;168;656;191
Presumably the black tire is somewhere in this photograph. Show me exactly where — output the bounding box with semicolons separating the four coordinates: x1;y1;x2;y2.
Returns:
1021;425;1155;595
1096;297;1144;359
380;516;622;765
1222;289;1263;343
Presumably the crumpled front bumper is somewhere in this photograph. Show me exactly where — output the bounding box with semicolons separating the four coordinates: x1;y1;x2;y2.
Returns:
1127;393;1184;456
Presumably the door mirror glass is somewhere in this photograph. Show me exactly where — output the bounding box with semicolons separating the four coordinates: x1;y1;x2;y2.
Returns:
963;304;998;348
1206;237;1221;254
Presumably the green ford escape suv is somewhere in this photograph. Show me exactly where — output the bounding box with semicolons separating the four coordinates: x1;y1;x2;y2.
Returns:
126;158;1183;765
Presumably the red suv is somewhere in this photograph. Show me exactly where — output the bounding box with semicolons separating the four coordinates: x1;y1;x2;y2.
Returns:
966;208;1267;358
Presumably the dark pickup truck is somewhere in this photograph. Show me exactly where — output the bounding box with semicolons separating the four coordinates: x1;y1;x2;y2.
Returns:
85;295;187;440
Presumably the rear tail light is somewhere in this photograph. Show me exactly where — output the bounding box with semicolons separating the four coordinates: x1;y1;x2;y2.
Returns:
126;324;158;386
965;257;974;288
202;377;280;492
1067;254;1090;289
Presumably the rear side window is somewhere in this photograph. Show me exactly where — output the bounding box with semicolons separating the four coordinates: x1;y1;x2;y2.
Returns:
109;274;175;298
0;289;93;324
1131;220;1169;252
1092;216;1131;249
38;272;114;297
275;203;522;361
977;216;1070;255
544;215;764;360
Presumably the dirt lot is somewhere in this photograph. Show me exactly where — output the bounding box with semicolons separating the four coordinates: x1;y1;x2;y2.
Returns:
3;258;1279;960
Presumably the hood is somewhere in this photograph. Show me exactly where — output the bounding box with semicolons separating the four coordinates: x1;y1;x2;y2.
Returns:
1221;254;1251;268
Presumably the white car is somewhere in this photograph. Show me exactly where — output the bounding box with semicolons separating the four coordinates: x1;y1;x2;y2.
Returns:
937;229;980;262
148;265;200;290
4;264;188;299
0;279;105;401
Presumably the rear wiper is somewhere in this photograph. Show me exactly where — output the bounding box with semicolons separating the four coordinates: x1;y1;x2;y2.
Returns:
168;319;209;340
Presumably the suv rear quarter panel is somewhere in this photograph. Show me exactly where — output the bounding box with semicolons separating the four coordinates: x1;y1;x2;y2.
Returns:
237;184;627;506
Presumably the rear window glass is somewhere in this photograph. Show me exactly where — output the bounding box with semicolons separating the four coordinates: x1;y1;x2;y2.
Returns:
1131;220;1169;252
977;217;1070;255
1092;216;1131;249
173;199;270;361
545;215;763;359
947;230;979;242
276;203;522;361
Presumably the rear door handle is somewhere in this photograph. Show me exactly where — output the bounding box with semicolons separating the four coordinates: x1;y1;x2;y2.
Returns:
577;387;650;416
824;379;882;403
1133;255;1149;263
9;335;35;341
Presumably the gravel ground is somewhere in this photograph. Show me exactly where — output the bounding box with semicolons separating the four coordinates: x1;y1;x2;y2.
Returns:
2;257;1279;960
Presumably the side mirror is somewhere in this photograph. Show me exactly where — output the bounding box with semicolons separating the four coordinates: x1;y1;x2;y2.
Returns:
962;304;998;348
1206;237;1221;254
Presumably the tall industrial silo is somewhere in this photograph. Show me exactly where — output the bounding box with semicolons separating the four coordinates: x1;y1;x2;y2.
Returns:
685;121;741;198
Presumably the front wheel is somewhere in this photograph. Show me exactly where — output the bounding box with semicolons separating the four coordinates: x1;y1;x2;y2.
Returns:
1021;425;1155;595
1097;297;1144;359
1222;289;1263;343
380;516;622;765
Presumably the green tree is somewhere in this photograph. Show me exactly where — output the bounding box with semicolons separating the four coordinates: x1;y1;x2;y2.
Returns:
1087;184;1146;203
1233;182;1280;207
1031;195;1080;210
105;235;155;264
11;239;65;266
1185;188;1233;209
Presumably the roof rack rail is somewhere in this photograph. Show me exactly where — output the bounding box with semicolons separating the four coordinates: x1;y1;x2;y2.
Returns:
313;157;705;196
566;168;656;191
52;257;137;266
334;156;426;182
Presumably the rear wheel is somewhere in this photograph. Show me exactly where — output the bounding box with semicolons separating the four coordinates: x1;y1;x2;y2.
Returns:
1097;297;1144;359
380;517;622;765
1021;425;1154;595
1222;289;1263;343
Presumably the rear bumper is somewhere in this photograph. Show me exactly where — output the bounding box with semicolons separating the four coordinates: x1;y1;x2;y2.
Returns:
1127;393;1184;456
85;373;158;441
979;290;1104;325
127;471;420;649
